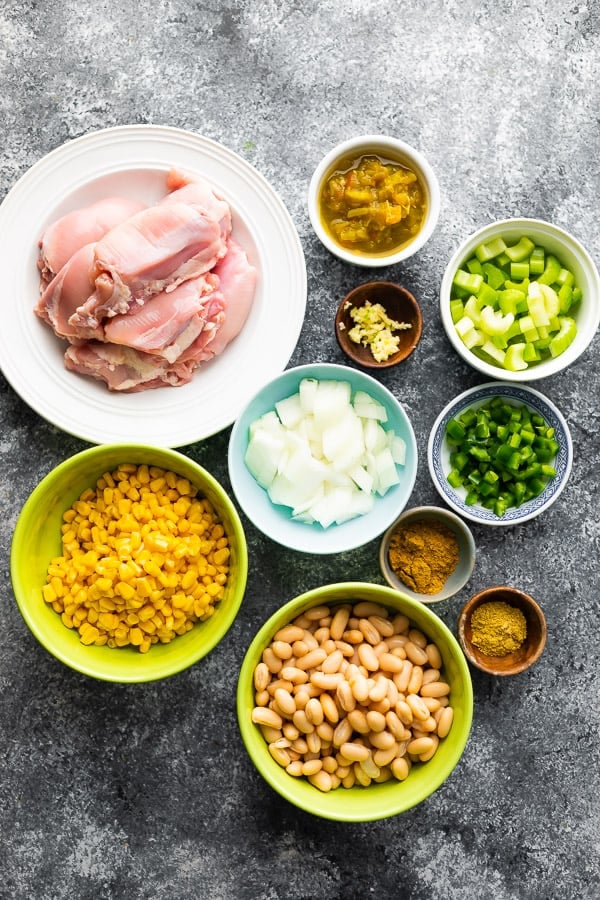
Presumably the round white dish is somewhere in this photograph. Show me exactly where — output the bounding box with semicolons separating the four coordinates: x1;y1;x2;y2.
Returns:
0;125;307;446
427;382;573;526
440;217;600;382
307;134;440;267
228;363;418;554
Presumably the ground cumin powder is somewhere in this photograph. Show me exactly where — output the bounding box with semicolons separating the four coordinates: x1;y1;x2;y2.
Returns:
470;600;527;656
388;518;460;595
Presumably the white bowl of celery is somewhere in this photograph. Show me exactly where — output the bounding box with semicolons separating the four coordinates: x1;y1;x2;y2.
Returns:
440;218;600;381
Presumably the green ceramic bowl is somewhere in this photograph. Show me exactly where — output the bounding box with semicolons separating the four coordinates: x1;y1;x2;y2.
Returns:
11;444;248;682
237;582;473;821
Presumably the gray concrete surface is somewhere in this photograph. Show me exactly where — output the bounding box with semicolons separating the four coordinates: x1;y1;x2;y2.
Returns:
1;2;599;898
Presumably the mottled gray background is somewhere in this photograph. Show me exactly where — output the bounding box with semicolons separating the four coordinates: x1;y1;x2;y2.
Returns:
1;2;599;899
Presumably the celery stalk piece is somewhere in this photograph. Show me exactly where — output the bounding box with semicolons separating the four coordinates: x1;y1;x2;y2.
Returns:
537;254;562;285
539;283;560;318
549;317;577;357
453;269;483;294
482;262;506;290
480;340;506;366
450;299;465;323
463;327;484;349
556;268;575;288
510;261;529;280
558;283;573;313
505;236;535;262
529;246;545;275
475;238;507;263
455;315;476;340
464;296;483;325
466;256;483;275
504;344;529;371
480;306;514;337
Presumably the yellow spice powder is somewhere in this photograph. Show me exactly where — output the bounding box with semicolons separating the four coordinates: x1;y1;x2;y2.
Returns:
470;600;527;657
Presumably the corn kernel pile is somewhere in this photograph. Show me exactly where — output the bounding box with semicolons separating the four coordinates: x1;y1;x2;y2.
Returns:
42;463;231;653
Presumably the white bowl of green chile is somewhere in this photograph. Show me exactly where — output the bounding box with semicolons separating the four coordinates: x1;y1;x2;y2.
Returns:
440;218;600;380
308;135;441;267
379;506;476;604
458;586;547;676
427;383;573;527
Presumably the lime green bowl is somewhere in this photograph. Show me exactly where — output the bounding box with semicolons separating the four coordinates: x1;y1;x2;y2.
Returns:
11;444;248;683
237;582;473;822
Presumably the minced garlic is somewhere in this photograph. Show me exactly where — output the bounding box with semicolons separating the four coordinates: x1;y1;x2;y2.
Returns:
347;300;412;362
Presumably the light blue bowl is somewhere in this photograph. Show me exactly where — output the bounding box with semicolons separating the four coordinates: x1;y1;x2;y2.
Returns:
427;382;573;526
228;363;418;553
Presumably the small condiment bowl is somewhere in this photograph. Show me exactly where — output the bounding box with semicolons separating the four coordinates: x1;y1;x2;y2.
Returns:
379;506;476;604
308;134;440;267
457;586;547;676
335;281;423;369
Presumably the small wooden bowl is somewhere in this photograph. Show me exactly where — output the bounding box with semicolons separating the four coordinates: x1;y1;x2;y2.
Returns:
458;586;547;676
335;281;423;369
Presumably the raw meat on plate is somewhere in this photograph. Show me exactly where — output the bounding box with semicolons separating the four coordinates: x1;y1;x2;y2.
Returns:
38;196;147;285
35;167;257;392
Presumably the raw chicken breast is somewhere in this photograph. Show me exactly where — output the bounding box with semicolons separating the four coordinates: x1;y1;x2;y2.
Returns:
103;272;224;363
163;168;232;241
38;196;147;283
35;243;103;341
69;202;226;329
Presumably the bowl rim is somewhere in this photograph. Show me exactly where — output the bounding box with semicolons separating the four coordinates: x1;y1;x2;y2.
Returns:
307;134;441;267
335;280;423;369
457;585;547;676
227;362;418;554
427;381;573;526
440;216;600;381
236;581;474;821
10;443;249;682
379;504;476;602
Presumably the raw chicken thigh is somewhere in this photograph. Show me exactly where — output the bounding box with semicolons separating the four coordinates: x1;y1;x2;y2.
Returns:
38;196;146;284
35;168;257;392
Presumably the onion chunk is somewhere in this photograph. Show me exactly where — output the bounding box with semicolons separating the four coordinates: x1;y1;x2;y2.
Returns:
244;378;407;527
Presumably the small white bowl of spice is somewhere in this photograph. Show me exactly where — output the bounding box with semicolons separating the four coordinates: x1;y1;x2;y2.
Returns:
379;505;476;603
335;281;423;369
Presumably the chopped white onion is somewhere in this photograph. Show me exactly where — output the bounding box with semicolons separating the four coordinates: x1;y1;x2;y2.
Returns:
244;378;407;528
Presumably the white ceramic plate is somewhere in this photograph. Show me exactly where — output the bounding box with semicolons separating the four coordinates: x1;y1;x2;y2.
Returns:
0;125;307;446
427;382;573;526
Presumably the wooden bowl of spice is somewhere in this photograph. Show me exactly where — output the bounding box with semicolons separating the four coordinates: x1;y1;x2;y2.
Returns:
335;281;423;369
379;506;476;603
457;586;547;676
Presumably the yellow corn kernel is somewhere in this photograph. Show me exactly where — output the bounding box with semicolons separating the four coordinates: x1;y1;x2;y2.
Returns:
50;576;65;598
61;612;73;629
129;627;144;646
212;547;230;567
116;581;135;601
206;582;222;598
137;605;156;622
80;624;100;645
98;612;119;631
42;584;57;604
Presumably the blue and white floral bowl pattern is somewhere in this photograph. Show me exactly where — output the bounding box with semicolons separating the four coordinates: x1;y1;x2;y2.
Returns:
427;382;572;526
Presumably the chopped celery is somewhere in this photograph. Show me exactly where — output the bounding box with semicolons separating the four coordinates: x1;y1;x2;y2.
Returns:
450;233;581;371
475;237;507;262
505;236;535;262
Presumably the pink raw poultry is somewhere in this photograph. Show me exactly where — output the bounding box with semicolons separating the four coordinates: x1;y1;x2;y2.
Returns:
38;196;147;284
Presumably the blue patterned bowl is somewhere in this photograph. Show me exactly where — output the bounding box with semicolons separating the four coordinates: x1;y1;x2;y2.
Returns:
427;382;572;526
